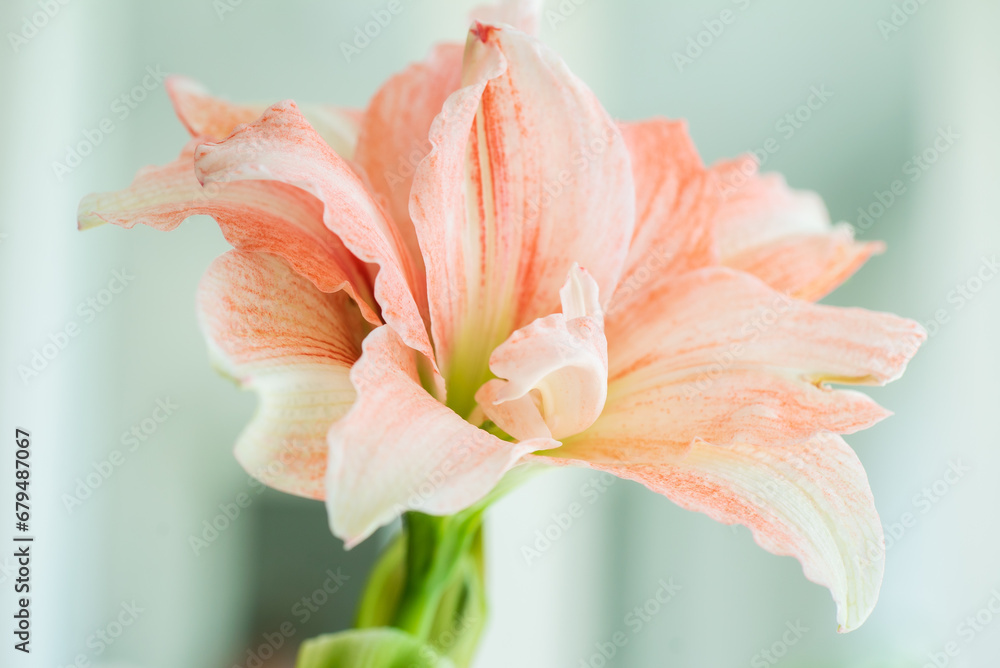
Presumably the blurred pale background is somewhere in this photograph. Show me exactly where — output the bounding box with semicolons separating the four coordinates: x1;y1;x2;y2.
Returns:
1;0;998;666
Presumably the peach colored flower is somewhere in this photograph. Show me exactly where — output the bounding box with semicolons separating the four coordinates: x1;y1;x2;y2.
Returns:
79;2;923;632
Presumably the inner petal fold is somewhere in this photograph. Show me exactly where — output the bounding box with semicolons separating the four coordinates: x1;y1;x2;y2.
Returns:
475;265;608;440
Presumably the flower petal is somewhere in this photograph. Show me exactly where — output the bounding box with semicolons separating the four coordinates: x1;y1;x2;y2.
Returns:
559;268;924;463
410;25;634;408
354;43;464;291
197;250;367;499
326;325;555;547
544;432;884;632
608;119;718;318
297;628;455;668
194;102;436;366
166;76;263;140
470;0;543;34
713;157;883;300
167;75;360;157
77;140;380;326
475;265;607;440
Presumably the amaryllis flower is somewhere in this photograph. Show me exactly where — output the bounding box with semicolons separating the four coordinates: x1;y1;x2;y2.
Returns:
79;2;922;633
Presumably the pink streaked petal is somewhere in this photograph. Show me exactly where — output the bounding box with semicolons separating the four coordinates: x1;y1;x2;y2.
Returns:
354;43;464;292
470;0;543;34
606;268;924;388
166;76;264;140
299;105;364;160
326;326;555;546
167;76;360;157
566;268;924;462
713;156;882;300
197;251;367;499
725;226;885;303
608;119;718;318
542;432;884;632
411;25;634;406
194;102;436;366
557;368;892;464
77;140;380;325
475;265;607;440
475;382;551;440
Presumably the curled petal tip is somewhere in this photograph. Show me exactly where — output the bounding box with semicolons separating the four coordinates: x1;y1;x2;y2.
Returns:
470;0;543;35
471;21;500;43
77;210;105;232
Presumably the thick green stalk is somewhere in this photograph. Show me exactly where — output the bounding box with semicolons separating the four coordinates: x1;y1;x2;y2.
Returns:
392;511;484;640
350;466;549;666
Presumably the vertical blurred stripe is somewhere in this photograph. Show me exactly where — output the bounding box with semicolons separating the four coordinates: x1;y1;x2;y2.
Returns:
0;1;116;666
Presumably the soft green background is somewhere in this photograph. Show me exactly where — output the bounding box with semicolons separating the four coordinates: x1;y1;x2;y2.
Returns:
1;1;997;667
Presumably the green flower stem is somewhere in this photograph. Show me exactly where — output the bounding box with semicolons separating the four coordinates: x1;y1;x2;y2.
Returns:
391;511;484;640
350;465;549;666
